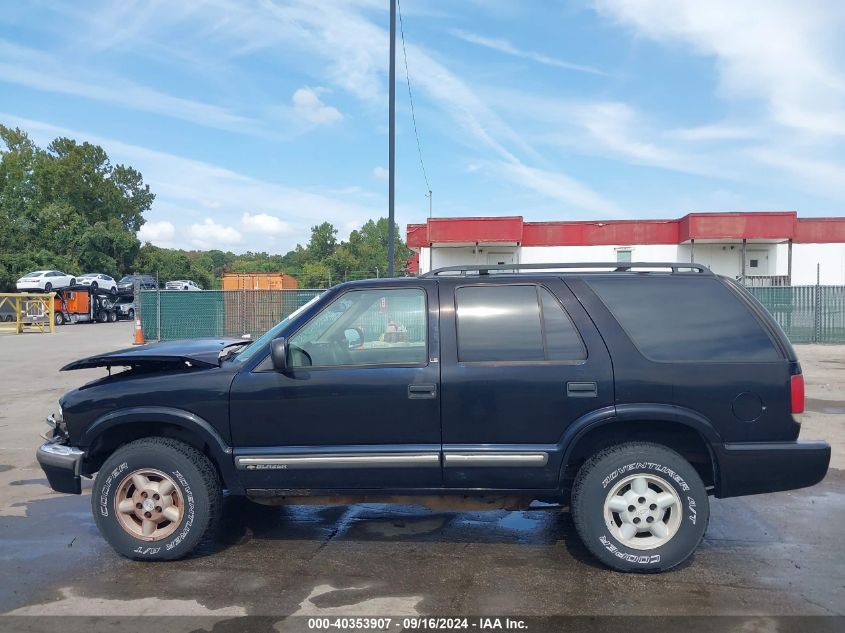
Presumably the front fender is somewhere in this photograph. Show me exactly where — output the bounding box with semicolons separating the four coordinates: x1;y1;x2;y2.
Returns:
80;406;243;494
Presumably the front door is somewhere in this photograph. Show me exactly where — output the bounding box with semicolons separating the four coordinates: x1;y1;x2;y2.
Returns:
439;278;614;490
230;283;441;490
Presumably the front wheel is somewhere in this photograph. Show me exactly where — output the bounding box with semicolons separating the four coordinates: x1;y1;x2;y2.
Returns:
110;286;117;295
69;278;76;286
55;312;64;326
90;281;98;290
44;282;52;292
571;442;709;573
92;438;221;560
128;308;135;320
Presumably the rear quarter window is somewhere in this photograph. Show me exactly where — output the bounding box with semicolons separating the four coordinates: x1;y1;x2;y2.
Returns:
587;276;780;362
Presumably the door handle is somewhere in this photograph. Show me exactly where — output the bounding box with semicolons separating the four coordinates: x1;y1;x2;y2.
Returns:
408;384;437;399
567;381;597;398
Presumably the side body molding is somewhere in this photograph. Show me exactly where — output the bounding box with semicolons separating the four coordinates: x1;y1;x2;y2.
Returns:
80;406;242;494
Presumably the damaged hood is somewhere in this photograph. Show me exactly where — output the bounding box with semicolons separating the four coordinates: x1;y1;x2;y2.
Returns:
61;338;248;371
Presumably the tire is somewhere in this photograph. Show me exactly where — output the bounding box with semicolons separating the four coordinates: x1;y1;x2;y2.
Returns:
98;311;108;323
55;312;64;326
109;311;117;323
128;308;135;320
110;286;117;295
92;437;221;561
571;442;709;573
69;278;76;286
90;281;98;290
44;283;52;292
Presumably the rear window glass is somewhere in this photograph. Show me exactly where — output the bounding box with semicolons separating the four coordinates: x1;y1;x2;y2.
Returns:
455;285;586;362
587;277;779;362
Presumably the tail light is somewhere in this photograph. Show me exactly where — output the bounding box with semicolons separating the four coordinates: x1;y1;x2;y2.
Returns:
790;374;805;415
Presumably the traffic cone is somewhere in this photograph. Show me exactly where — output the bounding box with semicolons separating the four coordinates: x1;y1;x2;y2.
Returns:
133;318;145;345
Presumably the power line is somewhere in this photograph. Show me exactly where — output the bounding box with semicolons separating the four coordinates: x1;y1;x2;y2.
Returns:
396;0;432;200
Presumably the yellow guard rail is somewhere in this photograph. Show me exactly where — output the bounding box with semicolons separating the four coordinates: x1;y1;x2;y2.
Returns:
0;292;55;334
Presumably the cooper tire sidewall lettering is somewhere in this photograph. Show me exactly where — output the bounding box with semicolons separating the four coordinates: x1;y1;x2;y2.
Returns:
596;463;699;565
98;461;128;517
572;443;710;573
92;441;213;561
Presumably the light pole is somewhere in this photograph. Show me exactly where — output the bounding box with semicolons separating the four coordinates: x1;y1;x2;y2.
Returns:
387;0;396;277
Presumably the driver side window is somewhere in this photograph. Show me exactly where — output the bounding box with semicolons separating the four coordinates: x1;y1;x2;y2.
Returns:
287;288;427;368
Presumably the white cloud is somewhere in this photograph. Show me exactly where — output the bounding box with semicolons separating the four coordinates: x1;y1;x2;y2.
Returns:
137;220;175;245
241;212;292;236
373;166;388;180
1;114;381;252
189;219;243;250
450;29;607;76
669;124;761;142
0;39;259;134
492;161;623;217
292;87;343;125
594;0;845;136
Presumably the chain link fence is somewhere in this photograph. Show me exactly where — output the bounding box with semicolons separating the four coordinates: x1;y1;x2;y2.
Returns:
139;285;845;344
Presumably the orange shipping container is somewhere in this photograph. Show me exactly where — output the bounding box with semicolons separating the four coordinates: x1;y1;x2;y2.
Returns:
221;272;298;290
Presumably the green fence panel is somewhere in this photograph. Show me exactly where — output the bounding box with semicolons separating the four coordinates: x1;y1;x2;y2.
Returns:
140;289;322;341
141;286;845;344
749;285;845;344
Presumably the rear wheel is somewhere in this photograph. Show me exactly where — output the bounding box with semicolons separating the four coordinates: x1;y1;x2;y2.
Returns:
69;278;76;286
571;442;709;573
110;286;117;295
98;311;108;323
92;438;221;560
128;308;135;320
54;312;64;326
44;282;52;292
108;310;117;323
90;281;98;290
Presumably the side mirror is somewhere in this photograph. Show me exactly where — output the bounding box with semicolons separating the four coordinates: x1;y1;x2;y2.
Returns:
344;327;363;349
270;338;288;372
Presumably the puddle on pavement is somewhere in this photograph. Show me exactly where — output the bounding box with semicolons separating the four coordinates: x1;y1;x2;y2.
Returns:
5;587;247;616
805;398;845;414
290;584;421;617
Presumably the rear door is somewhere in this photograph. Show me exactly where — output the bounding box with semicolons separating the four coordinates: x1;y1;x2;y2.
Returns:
439;277;613;490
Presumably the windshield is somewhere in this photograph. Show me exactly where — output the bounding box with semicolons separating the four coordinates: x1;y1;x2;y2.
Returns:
118;276;132;283
80;273;96;278
233;293;324;364
24;271;44;277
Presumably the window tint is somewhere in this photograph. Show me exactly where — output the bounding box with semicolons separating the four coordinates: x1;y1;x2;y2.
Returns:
539;287;586;360
457;285;543;362
288;288;426;367
587;277;779;362
456;285;586;362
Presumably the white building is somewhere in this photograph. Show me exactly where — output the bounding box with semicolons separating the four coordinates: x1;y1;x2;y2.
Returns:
407;212;845;285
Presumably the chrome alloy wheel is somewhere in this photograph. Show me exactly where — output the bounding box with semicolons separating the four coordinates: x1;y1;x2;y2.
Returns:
114;469;184;541
603;474;682;550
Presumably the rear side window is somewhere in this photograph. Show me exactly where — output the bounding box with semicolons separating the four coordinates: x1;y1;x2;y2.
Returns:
587;277;779;362
456;285;585;362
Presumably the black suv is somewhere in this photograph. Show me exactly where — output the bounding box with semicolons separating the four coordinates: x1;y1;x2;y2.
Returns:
36;263;829;572
117;274;158;294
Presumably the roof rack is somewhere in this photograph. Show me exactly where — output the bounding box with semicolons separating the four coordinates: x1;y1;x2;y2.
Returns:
421;262;713;277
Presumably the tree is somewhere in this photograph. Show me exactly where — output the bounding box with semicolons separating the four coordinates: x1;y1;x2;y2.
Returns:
307;222;338;261
0;124;154;290
299;261;333;288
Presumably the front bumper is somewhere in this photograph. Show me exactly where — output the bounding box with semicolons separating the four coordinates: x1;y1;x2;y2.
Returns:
715;440;831;498
36;442;85;494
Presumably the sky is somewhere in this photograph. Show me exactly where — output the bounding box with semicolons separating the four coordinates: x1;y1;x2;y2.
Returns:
2;0;845;254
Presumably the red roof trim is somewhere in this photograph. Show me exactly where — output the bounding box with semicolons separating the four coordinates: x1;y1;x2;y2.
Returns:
407;212;845;246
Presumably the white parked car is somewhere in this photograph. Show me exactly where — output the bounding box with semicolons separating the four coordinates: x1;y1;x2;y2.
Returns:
78;273;118;294
165;280;202;291
16;270;77;292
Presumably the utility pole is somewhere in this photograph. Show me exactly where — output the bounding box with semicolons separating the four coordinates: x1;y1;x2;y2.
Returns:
427;189;432;218
387;0;397;277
